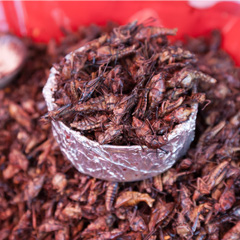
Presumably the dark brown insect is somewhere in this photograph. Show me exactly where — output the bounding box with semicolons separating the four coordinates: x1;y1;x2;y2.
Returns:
187;93;206;104
166;68;216;88
163;107;193;123
61;203;82;220
79;76;104;102
98;124;124;144
112;94;137;125
104;65;124;94
111;43;139;62
134;26;177;41
149;201;175;231
165;88;187;100
105;182;119;212
176;212;192;239
81;214;115;238
158;97;185;117
196;161;229;196
180;184;193;216
74;94;123;112
70;114;108;131
133;88;149;118
70;80;79;102
132;116;167;149
97;43;139;64
110;20;138;47
132;116;152;137
128;212;148;232
42;103;73;121
158;46;195;64
148;72;166;110
219;179;236;212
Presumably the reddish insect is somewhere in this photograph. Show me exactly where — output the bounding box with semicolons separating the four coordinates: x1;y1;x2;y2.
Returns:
163;107;193;123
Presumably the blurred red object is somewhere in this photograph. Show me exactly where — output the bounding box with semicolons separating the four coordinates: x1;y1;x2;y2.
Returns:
1;1;240;65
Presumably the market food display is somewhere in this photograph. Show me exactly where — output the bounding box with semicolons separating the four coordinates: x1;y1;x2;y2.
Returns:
0;23;239;239
43;23;208;182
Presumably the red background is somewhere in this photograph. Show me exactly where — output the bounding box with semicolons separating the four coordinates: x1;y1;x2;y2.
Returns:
2;1;240;65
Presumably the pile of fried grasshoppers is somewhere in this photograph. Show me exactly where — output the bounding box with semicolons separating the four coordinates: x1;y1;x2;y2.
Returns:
45;21;216;148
